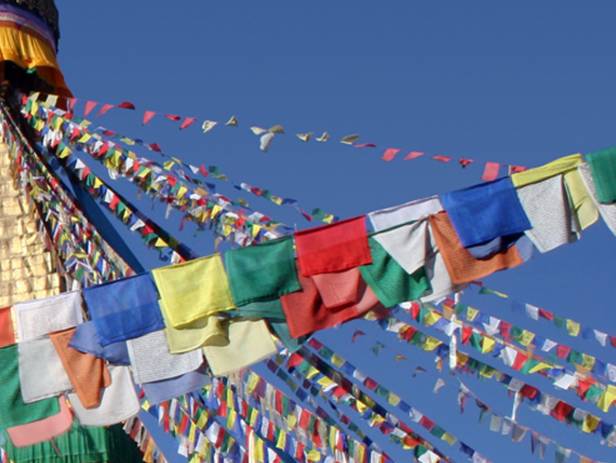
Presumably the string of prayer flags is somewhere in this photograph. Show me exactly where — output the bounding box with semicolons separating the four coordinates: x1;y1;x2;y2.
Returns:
458;381;606;463
440;298;615;384
476;284;616;350
305;340;493;463
415;301;614;412
283;349;451;462
30;91;528;180
375;309;616;444
31;99;338;227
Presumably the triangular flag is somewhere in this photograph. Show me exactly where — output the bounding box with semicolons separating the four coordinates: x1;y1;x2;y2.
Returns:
259;132;276;152
143;111;156;125
404;151;424;160
117;101;136;110
250;126;268;136
225;115;239;127
382;148;401;162
296;132;312;142
180;117;196;130
269;124;285;134
315;131;330;142
84;101;97;117
340;134;360;145
97;103;115;117
164;114;181;121
432;154;452;163
202;120;218;133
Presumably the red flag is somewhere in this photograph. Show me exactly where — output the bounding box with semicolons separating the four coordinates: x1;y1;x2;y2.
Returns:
512;352;528;371
458;158;474;168
381;148;401;162
148;143;162;153
179;117;196;130
117;101;136;110
432;154;452;163
68;98;77;112
509;165;527;174
84;100;97;117
97;103;114;117
481;162;500;181
404;151;424;161
164;114;181;121
142;111;156;125
538;309;554;320
556;344;571;360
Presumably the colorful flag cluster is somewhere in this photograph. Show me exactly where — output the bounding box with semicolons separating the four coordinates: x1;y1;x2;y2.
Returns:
373;309;616;449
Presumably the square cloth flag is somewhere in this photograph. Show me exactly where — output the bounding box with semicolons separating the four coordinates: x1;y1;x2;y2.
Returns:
368;195;443;232
280;268;381;339
13;291;83;342
127;330;203;384
50;328;111;409
18;337;72;403
579;163;616;235
227;300;307;353
428;212;523;285
440;177;531;248
586;147;616;204
294;216;371;276
0;306;15;347
516;175;578;253
84;274;164;347
68;321;130;365
152;254;234;328
372;220;434;275
67;366;140;426
6;397;73;448
162;307;228;354
0;345;60;427
203;319;277;376
359;238;431;308
224;236;300;306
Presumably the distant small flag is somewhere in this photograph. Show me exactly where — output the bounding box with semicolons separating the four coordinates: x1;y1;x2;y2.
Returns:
404;151;424;161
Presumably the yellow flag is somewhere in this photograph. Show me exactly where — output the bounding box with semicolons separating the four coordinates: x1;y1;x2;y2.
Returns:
566;319;581;337
512;153;582;187
481;337;496;353
598;385;616;413
466;307;479;322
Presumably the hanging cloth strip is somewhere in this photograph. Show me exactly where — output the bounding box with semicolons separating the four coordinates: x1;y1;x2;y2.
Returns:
49;327;111;409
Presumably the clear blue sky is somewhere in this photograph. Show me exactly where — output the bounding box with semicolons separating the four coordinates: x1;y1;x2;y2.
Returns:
54;2;615;462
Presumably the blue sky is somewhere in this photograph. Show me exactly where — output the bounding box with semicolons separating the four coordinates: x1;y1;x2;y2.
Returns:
54;2;615;461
